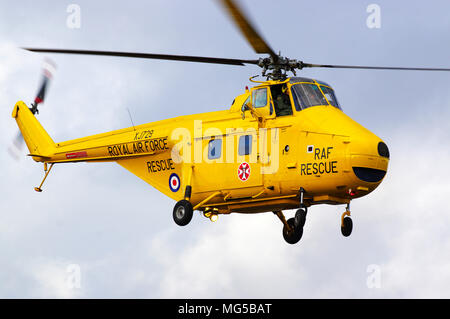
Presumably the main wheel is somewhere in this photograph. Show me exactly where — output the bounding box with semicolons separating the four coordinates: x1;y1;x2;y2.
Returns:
294;208;307;228
173;200;193;226
283;218;303;244
341;216;353;237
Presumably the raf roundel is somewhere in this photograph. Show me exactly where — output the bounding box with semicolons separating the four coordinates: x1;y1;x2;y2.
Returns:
237;162;251;181
169;173;181;192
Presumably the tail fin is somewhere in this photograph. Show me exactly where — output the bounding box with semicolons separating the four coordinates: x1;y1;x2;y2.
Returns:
12;101;56;161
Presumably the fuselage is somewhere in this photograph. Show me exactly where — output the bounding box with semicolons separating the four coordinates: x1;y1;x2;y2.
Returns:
13;76;389;214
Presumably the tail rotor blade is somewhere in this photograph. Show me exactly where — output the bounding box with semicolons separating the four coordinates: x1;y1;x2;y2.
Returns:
31;58;57;113
7;131;24;161
12;131;24;149
34;75;49;106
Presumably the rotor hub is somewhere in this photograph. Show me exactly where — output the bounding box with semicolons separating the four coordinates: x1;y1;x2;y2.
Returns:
257;55;304;81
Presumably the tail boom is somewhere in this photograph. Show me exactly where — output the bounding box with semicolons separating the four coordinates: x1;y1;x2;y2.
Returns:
13;101;169;164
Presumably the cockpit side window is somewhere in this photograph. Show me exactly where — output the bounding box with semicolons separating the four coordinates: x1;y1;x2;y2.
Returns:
252;88;268;108
291;83;328;110
320;85;341;109
270;84;293;116
242;95;251;110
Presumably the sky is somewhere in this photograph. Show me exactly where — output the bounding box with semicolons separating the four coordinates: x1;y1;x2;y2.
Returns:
0;0;450;298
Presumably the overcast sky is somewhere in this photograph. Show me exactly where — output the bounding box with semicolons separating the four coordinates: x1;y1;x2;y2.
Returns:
1;0;450;298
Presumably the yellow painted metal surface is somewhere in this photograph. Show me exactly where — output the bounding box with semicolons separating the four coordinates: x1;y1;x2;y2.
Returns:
13;77;389;214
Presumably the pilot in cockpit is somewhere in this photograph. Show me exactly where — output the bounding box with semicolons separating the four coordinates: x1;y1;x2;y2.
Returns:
273;85;293;116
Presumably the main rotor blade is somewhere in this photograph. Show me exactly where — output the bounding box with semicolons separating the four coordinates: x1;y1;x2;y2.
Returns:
23;48;258;66
218;0;276;58
302;63;450;72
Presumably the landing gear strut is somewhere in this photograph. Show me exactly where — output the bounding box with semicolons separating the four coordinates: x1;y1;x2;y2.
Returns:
34;163;54;192
295;187;308;228
277;188;308;244
173;167;194;226
341;203;353;237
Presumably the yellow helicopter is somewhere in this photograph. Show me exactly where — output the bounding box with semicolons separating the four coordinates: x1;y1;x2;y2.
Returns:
11;0;450;244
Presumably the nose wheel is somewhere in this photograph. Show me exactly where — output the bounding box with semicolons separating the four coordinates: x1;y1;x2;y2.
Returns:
341;204;353;237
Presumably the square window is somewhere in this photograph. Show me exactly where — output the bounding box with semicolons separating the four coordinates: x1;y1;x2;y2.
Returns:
252;88;267;108
208;139;222;159
239;135;252;156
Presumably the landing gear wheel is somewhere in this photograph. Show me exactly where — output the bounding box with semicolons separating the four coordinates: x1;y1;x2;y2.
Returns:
294;208;307;228
283;218;303;244
341;216;353;237
173;200;193;226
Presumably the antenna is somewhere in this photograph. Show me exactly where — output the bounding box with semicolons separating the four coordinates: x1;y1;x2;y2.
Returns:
126;108;136;131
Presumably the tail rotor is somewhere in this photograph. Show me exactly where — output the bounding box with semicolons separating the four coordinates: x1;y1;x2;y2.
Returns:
30;58;56;115
8;58;56;159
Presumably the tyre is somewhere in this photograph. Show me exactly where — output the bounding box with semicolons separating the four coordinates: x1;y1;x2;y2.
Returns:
173;200;193;226
294;208;307;228
283;218;303;244
341;216;353;237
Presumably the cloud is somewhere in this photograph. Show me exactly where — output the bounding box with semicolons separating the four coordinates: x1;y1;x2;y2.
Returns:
151;216;304;298
24;258;83;298
1;0;450;299
363;112;450;298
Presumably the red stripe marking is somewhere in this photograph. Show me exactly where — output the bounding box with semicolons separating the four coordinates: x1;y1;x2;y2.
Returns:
66;151;88;159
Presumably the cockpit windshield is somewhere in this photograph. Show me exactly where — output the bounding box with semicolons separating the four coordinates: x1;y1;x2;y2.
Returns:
319;85;340;108
291;83;341;111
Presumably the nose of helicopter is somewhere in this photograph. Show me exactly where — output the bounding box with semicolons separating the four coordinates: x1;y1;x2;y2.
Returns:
351;141;389;181
348;135;390;195
297;105;390;196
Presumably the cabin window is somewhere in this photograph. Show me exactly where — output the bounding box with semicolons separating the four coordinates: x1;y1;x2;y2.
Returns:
238;135;252;155
252;88;267;108
208;139;222;159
